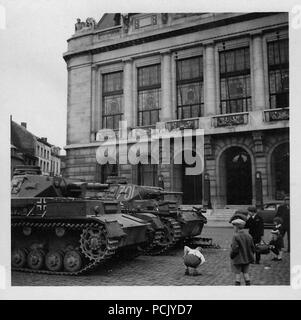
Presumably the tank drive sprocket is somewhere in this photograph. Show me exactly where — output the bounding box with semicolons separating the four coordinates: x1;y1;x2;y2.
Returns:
79;225;119;261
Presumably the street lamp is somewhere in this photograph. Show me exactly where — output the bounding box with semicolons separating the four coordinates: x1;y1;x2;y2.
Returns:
203;172;212;209
255;171;263;209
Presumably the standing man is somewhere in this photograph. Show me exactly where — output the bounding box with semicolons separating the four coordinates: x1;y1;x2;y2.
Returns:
158;174;165;200
276;196;290;252
245;206;264;264
158;174;164;190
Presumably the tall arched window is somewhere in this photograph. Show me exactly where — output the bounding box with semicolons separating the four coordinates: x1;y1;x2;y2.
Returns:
268;38;289;109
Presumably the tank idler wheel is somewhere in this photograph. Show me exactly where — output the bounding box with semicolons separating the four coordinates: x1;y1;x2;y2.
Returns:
11;248;27;268
27;249;45;270
45;251;63;272
63;250;82;273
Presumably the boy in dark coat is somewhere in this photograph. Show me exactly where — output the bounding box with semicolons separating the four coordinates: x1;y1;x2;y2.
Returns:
230;218;255;286
245;206;264;264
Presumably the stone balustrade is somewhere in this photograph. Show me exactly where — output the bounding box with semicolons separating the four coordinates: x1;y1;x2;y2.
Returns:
211;112;249;128
263;108;289;122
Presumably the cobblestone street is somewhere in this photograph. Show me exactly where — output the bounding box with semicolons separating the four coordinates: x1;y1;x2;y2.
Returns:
11;227;290;286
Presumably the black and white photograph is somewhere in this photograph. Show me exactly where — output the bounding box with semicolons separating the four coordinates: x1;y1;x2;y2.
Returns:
0;0;301;300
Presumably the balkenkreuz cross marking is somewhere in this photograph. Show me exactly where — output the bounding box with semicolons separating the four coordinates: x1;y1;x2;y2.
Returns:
36;198;47;211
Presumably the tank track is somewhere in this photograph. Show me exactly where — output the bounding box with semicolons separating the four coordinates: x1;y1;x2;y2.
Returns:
141;229;165;256
11;220;119;276
144;217;182;256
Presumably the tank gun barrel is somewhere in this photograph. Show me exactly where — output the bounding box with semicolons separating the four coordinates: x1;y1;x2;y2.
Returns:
159;191;183;196
86;183;109;190
64;181;109;197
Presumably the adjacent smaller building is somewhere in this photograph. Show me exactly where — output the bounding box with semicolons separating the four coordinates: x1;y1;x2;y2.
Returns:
11;121;38;177
11;119;62;176
36;137;61;175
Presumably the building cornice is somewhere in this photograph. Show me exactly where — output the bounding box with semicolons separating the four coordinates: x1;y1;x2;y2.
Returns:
63;12;282;62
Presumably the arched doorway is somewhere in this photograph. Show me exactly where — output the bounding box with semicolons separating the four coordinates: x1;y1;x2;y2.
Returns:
271;142;289;199
219;146;252;205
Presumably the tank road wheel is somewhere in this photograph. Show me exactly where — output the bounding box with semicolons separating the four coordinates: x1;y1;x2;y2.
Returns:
80;227;108;261
27;249;45;270
11;248;27;268
45;251;63;272
63;250;82;273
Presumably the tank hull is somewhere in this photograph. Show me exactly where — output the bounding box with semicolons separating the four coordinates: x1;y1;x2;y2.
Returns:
11;197;150;275
109;183;207;251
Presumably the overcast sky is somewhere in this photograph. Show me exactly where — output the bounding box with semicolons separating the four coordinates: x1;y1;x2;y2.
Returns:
0;0;109;153
0;0;180;153
0;0;293;154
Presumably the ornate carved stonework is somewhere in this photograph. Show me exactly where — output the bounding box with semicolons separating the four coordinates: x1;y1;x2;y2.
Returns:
264;108;289;122
204;136;214;160
122;14;130;33
161;13;168;24
74;17;96;33
75;18;85;32
165;118;199;131
213;113;248;127
252;131;264;156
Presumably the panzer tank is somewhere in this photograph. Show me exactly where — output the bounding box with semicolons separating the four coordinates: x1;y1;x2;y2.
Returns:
105;177;207;251
73;177;167;255
11;166;150;275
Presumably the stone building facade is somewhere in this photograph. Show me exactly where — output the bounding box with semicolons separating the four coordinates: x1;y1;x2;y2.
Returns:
36;138;61;176
63;13;289;208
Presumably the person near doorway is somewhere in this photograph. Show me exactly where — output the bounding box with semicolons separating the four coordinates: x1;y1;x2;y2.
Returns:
230;218;255;286
245;206;264;264
275;196;290;252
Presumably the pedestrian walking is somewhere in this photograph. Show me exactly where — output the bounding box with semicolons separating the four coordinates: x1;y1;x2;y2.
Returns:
183;246;205;276
275;196;290;252
245;206;264;264
269;217;284;261
230;218;255;286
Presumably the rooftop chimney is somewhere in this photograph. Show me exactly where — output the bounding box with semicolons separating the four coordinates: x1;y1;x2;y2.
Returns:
21;122;27;129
